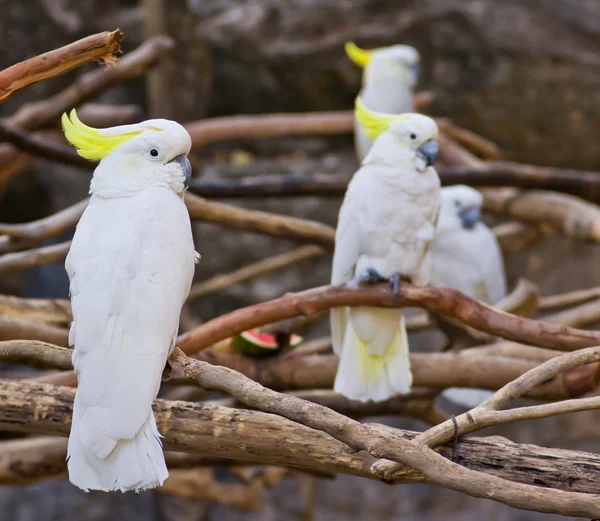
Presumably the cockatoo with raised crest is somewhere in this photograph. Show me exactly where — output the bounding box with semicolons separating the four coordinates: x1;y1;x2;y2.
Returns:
345;41;420;161
331;98;440;402
431;185;507;408
62;110;198;492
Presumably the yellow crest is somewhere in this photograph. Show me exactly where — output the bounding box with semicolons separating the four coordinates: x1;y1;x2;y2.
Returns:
355;97;404;140
61;109;142;161
345;42;373;68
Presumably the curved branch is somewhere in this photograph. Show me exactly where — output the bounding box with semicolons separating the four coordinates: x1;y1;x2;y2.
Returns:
176;283;600;355
9;36;175;131
187;245;324;301
185;193;335;250
0;241;71;273
0;122;89;168
168;349;600;518
0;30;123;104
4;378;600;509
482;188;600;242
0;294;71;325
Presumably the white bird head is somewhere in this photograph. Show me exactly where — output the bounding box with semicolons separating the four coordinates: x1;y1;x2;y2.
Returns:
437;185;484;233
354;97;438;170
62;110;192;196
345;41;420;88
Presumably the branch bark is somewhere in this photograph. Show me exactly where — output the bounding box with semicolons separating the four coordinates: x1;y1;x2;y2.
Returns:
176;283;600;355
167;349;600;517
2;378;600;516
0;29;123;103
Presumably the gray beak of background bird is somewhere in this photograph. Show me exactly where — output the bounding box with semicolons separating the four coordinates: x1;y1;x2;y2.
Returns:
417;140;439;167
459;206;481;230
170;154;192;188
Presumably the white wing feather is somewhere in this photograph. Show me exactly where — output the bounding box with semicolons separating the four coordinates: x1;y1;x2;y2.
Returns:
330;180;362;355
67;186;195;467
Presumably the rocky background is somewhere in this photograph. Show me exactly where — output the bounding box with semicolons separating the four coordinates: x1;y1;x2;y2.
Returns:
1;0;600;520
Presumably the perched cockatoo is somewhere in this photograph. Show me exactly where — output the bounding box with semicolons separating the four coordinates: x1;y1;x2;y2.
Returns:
345;41;420;161
431;185;507;408
331;97;440;402
62;110;198;492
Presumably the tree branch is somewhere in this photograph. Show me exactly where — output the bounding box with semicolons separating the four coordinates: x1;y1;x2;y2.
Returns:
176;283;600;355
187;245;325;301
167;349;600;517
0;30;123;103
1;377;600;516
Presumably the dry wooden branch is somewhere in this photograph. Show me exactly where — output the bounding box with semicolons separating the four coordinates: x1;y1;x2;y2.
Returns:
481;188;600;243
187;245;325;301
177;283;600;355
491;221;548;254
8;36;174;131
167;349;600;517
540;285;600;311
184;91;434;149
0;199;87;242
0;320;68;347
543;298;600;329
442;162;600;203
0;340;71;369
198;348;594;401
0;241;71;273
1;378;600;516
0;294;71;325
186;112;353;149
185;193;336;250
2;340;592;401
0;30;123;103
0;437;264;487
414;347;600;452
0;122;89;168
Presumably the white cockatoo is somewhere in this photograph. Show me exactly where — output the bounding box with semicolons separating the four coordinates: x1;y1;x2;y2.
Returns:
431;185;507;408
331;97;440;402
62;110;198;492
345;41;420;161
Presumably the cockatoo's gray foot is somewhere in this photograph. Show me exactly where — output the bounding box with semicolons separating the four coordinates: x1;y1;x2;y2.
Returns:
358;268;386;284
389;273;412;302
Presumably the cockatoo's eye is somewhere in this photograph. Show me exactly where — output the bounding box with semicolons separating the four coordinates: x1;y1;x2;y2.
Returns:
147;148;163;161
454;200;461;208
410;133;417;140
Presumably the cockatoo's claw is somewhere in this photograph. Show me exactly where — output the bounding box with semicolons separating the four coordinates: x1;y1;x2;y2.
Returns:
389;274;401;302
359;268;386;285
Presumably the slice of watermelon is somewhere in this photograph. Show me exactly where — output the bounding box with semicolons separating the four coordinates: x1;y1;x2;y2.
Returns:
231;329;303;358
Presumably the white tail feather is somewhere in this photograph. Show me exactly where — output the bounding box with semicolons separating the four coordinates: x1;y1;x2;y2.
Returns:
334;313;411;402
442;388;494;409
68;395;168;492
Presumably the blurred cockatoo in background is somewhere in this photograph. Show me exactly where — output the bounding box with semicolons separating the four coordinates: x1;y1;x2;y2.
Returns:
62;110;198;492
345;41;420;161
431;185;507;408
331;98;440;402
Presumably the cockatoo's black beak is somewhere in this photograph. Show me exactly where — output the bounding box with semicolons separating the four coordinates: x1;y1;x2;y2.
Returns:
417;139;439;167
459;206;481;230
170;154;192;188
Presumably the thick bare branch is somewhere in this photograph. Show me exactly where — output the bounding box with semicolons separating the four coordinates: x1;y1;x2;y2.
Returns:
185;193;335;250
540;285;600;311
482;187;600;242
177;283;600;355
9;36;174;131
0;294;71;325
167;349;600;518
188;245;324;301
1;378;600;516
0;30;123;103
0;122;88;168
0;241;71;273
